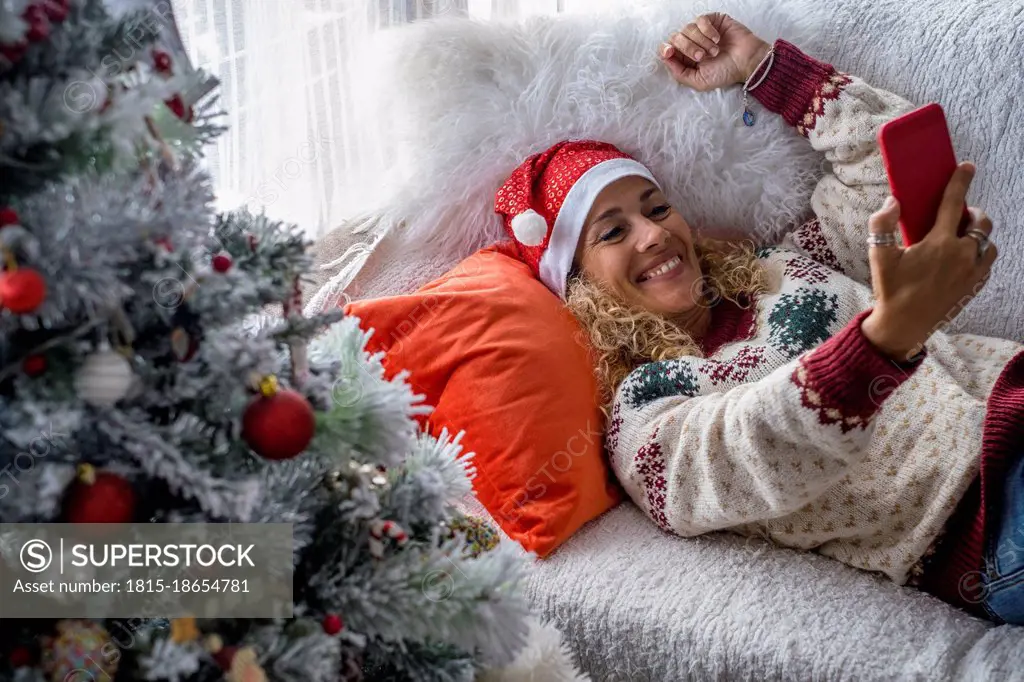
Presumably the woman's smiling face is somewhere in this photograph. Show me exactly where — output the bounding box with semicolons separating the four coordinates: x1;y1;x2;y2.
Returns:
572;175;704;316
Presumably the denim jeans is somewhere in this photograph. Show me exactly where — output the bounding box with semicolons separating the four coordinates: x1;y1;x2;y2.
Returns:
981;450;1024;625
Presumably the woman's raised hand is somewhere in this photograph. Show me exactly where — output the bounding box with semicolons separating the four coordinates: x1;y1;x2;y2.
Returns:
659;13;771;91
860;162;997;362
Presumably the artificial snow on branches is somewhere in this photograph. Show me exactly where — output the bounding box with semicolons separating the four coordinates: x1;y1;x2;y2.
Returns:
307;315;434;469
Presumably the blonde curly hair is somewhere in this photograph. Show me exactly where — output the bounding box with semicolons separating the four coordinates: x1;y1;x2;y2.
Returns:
565;236;771;414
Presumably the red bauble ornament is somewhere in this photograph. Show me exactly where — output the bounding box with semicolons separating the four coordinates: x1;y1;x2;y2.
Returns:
22;354;47;377
241;387;315;460
153;50;173;74
212;645;237;671
211;253;233;273
8;646;32;668
0;207;18;228
322;614;344;635
165;95;185;119
64;468;136;525
23;5;50;42
152;49;172;74
0;40;28;65
164;94;194;122
42;0;70;22
0;268;47;314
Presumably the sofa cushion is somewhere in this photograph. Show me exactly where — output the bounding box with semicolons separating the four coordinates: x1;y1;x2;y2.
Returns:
343;243;622;557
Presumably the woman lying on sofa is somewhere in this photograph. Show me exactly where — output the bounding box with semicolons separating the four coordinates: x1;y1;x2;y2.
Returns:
493;12;1023;624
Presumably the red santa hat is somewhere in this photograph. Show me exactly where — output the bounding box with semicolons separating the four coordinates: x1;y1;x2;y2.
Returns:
494;139;660;300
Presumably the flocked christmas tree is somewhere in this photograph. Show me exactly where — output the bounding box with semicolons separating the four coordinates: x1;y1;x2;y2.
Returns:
0;0;534;679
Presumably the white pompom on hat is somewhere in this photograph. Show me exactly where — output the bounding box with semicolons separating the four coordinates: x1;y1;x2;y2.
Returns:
509;209;549;247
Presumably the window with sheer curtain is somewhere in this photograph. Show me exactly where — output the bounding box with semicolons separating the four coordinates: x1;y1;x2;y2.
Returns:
168;0;619;238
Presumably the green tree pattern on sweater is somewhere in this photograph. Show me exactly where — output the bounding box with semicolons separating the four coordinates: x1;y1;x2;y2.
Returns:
621;360;700;409
768;289;840;357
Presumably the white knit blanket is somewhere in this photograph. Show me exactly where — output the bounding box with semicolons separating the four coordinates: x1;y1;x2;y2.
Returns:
521;504;1024;681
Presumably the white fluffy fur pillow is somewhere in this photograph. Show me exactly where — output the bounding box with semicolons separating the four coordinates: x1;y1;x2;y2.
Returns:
309;0;830;311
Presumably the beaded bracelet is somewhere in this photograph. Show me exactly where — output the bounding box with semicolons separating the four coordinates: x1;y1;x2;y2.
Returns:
741;45;776;126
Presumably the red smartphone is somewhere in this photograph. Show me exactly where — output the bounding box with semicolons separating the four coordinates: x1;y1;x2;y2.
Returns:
877;103;971;246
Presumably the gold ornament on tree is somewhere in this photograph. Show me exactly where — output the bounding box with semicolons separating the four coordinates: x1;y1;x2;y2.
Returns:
323;461;389;495
170;617;200;643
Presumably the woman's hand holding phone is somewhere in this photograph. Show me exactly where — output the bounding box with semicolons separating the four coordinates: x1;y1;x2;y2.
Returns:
861;162;997;362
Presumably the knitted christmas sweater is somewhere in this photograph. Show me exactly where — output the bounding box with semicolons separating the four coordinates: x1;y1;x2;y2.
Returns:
608;39;1024;613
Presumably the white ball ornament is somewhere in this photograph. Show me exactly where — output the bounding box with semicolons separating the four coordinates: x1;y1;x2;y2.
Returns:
75;350;134;407
510;209;548;247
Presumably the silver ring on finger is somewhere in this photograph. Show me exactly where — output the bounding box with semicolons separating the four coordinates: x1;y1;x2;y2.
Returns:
866;231;899;248
965;228;992;261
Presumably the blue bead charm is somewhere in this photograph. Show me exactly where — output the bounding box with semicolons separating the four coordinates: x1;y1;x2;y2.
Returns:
743;109;756;126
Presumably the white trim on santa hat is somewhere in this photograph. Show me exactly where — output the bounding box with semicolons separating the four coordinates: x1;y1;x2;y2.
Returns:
538;157;661;299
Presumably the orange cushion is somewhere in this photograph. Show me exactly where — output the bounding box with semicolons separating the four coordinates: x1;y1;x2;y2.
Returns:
343;242;622;556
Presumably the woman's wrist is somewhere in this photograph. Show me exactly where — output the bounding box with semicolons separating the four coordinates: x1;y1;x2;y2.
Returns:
743;39;840;128
860;309;925;364
736;39;773;85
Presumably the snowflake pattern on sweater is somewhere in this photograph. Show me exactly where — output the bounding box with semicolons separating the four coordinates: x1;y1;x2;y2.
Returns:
608;40;1024;587
697;346;766;384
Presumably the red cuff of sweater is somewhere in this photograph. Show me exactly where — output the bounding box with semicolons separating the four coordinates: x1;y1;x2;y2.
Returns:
791;309;927;433
749;39;838;130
